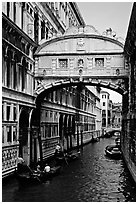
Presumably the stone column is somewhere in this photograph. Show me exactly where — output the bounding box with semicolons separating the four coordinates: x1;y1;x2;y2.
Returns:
27;127;31;166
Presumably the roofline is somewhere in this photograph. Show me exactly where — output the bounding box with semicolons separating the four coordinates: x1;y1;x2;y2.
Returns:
35;33;124;55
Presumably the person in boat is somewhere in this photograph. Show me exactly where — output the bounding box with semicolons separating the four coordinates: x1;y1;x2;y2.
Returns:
44;163;51;173
17;156;25;173
54;143;65;165
36;165;41;173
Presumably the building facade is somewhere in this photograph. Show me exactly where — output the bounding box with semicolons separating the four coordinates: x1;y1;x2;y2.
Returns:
122;2;136;182
38;85;101;162
2;2;85;177
100;90;113;130
87;86;102;137
2;2;133;180
112;102;122;128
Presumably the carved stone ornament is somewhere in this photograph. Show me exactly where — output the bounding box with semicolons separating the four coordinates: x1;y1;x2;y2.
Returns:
78;59;84;68
77;38;85;51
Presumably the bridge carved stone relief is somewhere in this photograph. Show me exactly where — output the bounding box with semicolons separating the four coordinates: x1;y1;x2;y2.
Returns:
34;25;129;103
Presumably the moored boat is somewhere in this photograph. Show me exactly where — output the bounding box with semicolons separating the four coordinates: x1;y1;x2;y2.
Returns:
15;165;62;185
105;145;121;159
15;172;41;185
67;151;80;161
40;165;62;181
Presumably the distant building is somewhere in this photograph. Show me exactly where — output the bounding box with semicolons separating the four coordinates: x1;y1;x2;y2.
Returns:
100;90;112;130
112;103;122;128
122;2;136;182
87;86;102;136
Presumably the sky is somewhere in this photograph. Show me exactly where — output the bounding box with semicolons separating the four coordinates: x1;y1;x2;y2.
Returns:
77;1;133;103
77;1;133;40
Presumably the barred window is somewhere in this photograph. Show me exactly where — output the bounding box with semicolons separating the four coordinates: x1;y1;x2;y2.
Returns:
95;58;104;67
59;59;68;69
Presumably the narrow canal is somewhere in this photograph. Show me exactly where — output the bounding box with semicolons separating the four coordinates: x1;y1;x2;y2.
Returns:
2;137;136;202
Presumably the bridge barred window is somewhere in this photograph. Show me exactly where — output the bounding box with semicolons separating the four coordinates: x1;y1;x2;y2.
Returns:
95;58;104;67
58;59;68;69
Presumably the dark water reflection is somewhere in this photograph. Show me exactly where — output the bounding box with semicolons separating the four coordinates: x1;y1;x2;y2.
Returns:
2;137;136;202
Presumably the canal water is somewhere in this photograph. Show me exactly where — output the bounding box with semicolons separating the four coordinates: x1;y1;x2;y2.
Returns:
2;137;136;202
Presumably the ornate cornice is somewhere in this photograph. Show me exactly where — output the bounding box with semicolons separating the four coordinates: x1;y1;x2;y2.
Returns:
2;12;38;48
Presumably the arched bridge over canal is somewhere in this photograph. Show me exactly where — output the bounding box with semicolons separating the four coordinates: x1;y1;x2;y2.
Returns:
34;25;129;103
19;26;130;167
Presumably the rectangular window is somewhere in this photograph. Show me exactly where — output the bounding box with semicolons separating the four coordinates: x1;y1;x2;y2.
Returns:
21;42;25;53
7;2;10;17
2;127;4;143
103;102;105;106
55;90;58;102
50;112;53;118
30;64;32;72
27;3;29;11
108;118;110;125
30;8;33;15
13;127;17;141
13;106;17;121
46;27;48;39
102;110;106;117
102;118;106;127
95;58;104;67
48;125;51;137
2;105;4;121
59;59;68;69
13;63;17;90
7;126;12;142
34;12;39;43
21;3;25;29
108;110;111;117
13;2;16;22
7;105;10;121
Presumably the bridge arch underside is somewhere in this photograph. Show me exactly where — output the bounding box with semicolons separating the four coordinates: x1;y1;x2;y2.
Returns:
35;79;126;105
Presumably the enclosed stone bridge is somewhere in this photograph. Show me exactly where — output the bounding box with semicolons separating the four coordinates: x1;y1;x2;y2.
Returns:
34;25;129;103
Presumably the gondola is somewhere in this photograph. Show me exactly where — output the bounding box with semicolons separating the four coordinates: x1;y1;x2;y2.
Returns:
40;165;62;181
15;165;62;185
15;171;41;185
67;151;80;161
105;145;121;159
55;151;80;165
